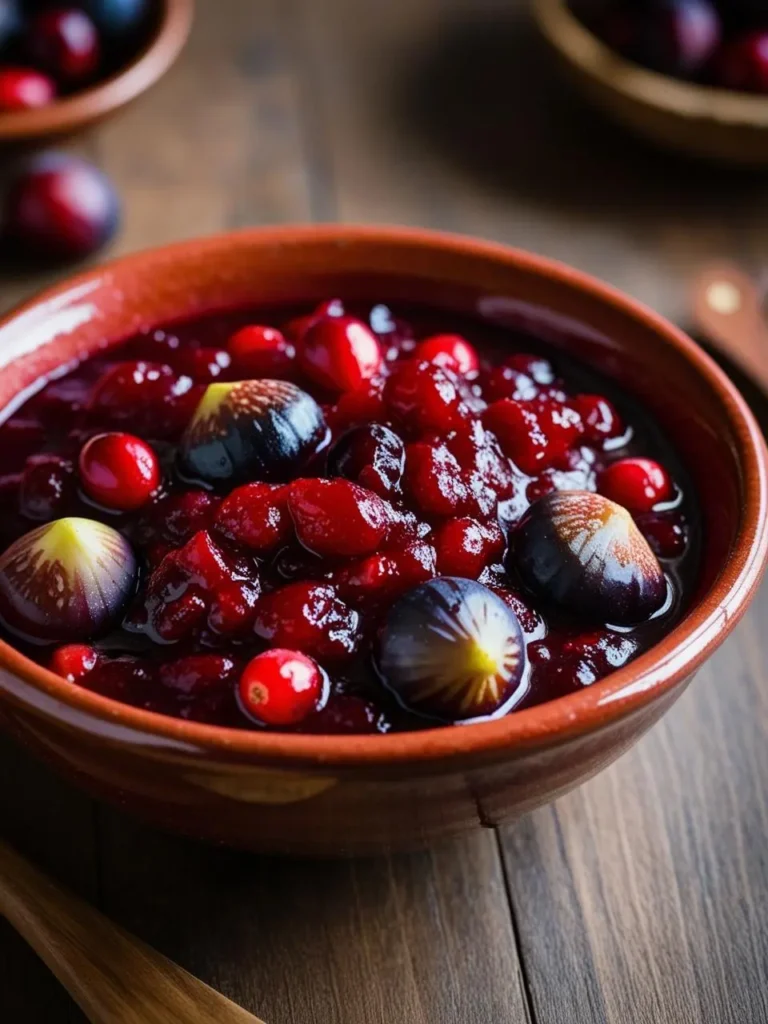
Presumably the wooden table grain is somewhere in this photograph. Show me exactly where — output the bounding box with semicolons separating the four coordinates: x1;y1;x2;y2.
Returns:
2;1;768;1021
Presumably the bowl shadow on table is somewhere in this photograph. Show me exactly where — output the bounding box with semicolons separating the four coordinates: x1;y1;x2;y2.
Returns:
392;10;768;224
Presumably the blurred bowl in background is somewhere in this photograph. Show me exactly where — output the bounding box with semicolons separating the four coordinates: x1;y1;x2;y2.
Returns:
532;0;768;166
0;0;193;146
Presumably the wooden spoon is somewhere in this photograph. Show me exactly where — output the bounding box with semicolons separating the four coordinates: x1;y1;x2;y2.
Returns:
691;263;768;396
0;839;265;1024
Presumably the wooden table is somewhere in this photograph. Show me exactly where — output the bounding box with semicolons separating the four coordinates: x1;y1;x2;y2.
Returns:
3;1;768;1020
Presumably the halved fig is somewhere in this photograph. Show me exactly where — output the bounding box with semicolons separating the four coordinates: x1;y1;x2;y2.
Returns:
378;577;527;723
506;491;667;626
0;517;137;644
179;379;326;486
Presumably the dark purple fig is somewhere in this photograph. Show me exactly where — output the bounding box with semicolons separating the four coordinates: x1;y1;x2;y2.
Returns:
378;577;528;723
179;379;327;486
506;491;666;626
0;518;137;644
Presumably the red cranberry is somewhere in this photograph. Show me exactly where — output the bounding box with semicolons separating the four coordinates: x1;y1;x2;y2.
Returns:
88;361;197;439
84;655;154;705
599;457;673;511
288;478;392;558
299;316;383;392
297;693;390;734
505;354;556;386
327;423;405;497
635;512;688;559
574;394;624;443
158;654;239;719
445;419;516;498
414;334;479;375
215;482;291;553
0;68;56;110
26;8;100;84
638;0;721;76
19;453;74;520
253;582;360;660
239;649;326;727
482;364;538;403
227;325;296;379
134;490;220;547
328;377;387;433
404;443;469;517
49;643;100;682
434;517;500;577
483;398;583;475
385;359;470;433
714;31;768;93
333;540;437;607
175;347;232;382
2;154;120;262
79;432;160;512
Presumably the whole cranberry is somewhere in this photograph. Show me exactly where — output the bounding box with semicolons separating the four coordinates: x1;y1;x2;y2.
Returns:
414;334;479;376
299;315;383;392
215;481;291;553
385;359;471;433
2;154;120;262
227;325;295;379
27;8;101;85
78;432;160;512
574;394;624;443
253;582;360;660
49;643;100;683
638;0;721;76
714;32;768;93
239;649;326;727
327;423;406;497
288;478;392;558
19;453;75;520
0;68;57;111
88;361;197;439
599;457;673;512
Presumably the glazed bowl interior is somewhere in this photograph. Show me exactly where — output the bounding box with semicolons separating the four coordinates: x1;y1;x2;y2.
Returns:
0;0;193;143
0;225;764;768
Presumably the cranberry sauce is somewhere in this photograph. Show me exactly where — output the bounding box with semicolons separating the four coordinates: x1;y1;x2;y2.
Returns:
0;299;700;735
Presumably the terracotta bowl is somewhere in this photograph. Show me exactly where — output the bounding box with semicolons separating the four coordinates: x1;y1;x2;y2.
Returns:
0;225;765;856
532;0;768;166
0;0;193;145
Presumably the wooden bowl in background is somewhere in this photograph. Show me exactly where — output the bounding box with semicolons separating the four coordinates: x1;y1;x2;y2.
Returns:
532;0;768;166
0;0;194;145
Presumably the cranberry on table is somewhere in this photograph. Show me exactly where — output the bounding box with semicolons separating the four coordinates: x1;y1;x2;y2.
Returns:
227;325;296;379
2;154;120;262
0;67;56;111
238;649;326;727
78;432;160;512
414;334;480;375
299;315;383;392
599;457;673;511
26;8;101;85
713;31;768;93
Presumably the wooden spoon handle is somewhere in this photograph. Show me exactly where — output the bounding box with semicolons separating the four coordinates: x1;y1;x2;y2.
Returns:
0;840;265;1024
691;264;768;396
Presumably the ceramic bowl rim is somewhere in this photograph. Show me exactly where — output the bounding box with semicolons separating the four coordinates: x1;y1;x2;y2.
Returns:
0;224;766;768
0;0;193;141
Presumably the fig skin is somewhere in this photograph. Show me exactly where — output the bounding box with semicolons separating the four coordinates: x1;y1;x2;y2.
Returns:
378;577;528;723
178;379;327;486
0;518;137;644
506;491;667;626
